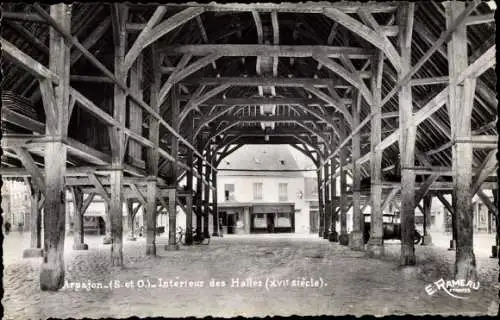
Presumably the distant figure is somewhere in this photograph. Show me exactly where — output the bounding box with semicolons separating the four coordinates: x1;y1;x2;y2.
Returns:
139;226;144;237
5;222;11;234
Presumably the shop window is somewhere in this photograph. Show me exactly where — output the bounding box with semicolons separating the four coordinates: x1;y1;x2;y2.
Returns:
278;183;288;201
276;212;291;227
254;213;266;228
253;182;263;200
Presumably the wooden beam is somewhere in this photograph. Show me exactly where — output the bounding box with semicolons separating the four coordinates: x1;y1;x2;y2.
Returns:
313;55;373;104
465;13;495;26
159;44;374;58
471;150;497;195
380;0;481;106
178;84;231;124
32;4;209;169
271;11;280;76
130;183;147;207
382;186;401;211
414;173;440;204
356;8;402;72
159;53;221;106
0;38;59;84
477;190;498;217
88;173;110;203
13;147;45;192
144;7;205;47
409;76;449;86
123;6;167;71
303;86;353;127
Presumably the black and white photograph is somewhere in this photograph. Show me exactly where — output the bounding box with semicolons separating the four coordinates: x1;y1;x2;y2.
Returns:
1;1;498;318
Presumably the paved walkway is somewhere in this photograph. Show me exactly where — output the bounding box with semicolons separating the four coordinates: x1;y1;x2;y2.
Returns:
3;232;498;318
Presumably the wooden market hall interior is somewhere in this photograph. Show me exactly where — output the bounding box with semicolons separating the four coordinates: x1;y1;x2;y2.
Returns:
1;0;497;293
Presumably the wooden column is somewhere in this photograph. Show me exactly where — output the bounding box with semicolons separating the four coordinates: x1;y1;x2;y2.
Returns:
212;158;219;237
145;179;157;255
203;146;212;239
399;3;417;265
422;195;433;245
447;2;477;281
128;54;144;167
367;51;384;257
339;118;349;245
195;139;203;237
329;158;338;242
166;188;178;249
126;200;136;241
39;4;70;291
70;187;88;250
323;157;330;239
317;163;325;237
22;179;43;258
166;84;180;250
185;136;194;245
350;92;364;250
103;203;111;241
145;46;161;253
108;5;128;267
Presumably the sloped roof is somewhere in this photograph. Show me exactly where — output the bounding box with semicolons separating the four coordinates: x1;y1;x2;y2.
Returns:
218;145;305;177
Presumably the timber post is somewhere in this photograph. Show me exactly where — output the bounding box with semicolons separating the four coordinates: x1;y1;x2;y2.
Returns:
126;200;136;241
39;3;71;290
195;138;204;238
329;157;338;242
145;179;157;255
204;145;212;239
398;2;417;266
23;179;44;258
422;195;433;245
349;91;364;251
70;187;88;250
339;117;349;246
317;160;325;237
367;51;384;257
166;188;179;250
323;155;331;239
185;135;194;245
165;84;180;251
212;156;219;237
446;1;477;281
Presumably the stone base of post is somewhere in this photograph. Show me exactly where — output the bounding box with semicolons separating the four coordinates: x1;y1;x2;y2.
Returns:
490;246;498;258
448;239;456;251
164;244;180;251
322;230;329;239
23;248;43;258
339;233;349;246
72;243;88;250
328;230;338;242
102;234;112;245
367;237;384;257
349;231;364;251
421;235;433;246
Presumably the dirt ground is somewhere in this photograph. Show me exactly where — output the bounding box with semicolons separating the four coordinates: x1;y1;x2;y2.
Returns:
2;232;499;319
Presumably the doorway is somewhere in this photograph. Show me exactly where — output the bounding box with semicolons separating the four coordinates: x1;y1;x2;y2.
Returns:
267;213;275;233
227;214;236;234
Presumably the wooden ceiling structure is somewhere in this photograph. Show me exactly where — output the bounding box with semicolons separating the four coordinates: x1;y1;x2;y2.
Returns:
0;1;497;290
